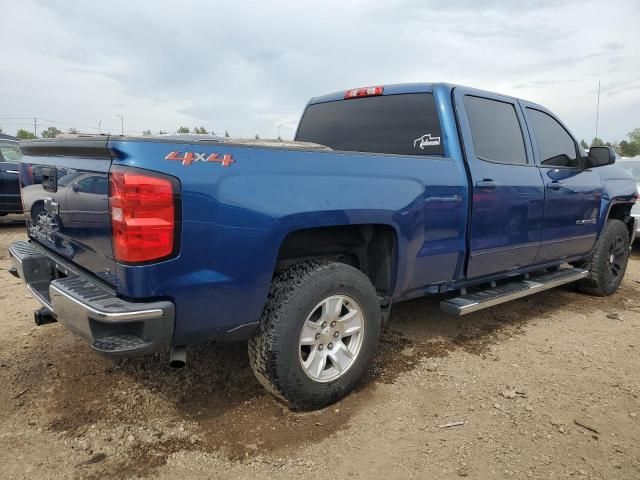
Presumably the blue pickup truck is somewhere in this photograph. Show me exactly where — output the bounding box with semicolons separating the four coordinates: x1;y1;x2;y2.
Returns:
9;83;638;410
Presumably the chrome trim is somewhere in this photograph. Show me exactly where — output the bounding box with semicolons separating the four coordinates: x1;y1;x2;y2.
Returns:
539;234;597;246
6;170;19;174
26;283;53;312
49;283;164;322
470;241;539;257
440;269;589;316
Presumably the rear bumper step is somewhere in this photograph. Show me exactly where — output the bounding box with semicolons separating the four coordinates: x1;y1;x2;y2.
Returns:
440;267;589;316
9;240;175;357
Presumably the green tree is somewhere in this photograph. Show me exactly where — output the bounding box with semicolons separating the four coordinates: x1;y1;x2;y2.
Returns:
193;126;209;135
159;130;167;135
619;140;639;157
177;126;190;133
224;130;230;138
628;128;640;145
142;129;152;136
0;126;3;133
580;139;589;150
67;128;78;134
16;129;37;139
591;137;604;147
41;126;62;138
254;133;260;139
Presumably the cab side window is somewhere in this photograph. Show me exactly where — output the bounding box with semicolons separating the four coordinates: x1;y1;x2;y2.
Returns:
526;108;579;168
463;95;528;165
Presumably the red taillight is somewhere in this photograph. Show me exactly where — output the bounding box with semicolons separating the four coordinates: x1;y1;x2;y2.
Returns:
344;85;384;99
109;168;178;263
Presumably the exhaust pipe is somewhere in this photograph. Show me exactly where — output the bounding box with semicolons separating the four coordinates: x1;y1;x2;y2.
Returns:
169;346;187;368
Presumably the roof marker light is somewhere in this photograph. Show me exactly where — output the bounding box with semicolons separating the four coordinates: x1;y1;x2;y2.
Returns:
344;86;384;99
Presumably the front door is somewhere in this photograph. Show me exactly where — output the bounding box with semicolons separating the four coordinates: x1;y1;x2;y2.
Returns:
0;142;22;213
454;88;545;279
521;104;602;261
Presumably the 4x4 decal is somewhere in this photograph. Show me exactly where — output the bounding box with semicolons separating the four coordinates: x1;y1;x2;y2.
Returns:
165;151;235;167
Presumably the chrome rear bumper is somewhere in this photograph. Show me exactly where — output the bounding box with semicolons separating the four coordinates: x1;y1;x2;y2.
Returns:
9;240;174;357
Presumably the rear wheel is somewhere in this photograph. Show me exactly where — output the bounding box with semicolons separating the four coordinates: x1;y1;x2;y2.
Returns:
575;219;630;296
248;260;382;410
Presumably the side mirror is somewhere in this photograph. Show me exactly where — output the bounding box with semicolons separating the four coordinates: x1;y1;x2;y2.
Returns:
587;146;616;167
72;183;80;192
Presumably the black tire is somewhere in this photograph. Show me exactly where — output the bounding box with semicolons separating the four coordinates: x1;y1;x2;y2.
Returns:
248;259;382;411
575;219;630;296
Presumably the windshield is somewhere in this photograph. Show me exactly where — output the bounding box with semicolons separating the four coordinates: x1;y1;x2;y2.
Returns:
0;143;22;162
618;160;640;182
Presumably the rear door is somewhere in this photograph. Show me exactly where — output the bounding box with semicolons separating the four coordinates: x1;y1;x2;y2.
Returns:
454;88;545;278
521;104;602;261
0;141;22;213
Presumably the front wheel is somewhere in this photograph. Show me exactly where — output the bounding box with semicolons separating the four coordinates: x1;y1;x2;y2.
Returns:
248;260;382;411
575;219;630;296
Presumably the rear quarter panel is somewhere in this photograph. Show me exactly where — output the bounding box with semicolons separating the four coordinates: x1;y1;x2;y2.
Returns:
109;137;468;344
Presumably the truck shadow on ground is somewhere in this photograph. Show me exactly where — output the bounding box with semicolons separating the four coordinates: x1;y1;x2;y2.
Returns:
11;275;636;478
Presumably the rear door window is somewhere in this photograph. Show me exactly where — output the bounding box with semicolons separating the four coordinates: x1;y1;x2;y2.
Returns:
526;108;579;168
463;95;527;165
295;93;444;156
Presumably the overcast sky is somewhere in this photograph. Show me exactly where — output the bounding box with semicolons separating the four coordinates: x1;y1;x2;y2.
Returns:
1;0;638;142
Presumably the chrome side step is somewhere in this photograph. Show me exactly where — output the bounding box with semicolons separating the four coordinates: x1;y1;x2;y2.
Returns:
440;268;589;316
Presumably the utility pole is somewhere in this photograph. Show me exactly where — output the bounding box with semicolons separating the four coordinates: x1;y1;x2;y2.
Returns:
595;81;601;141
33;117;38;137
115;114;124;135
98;119;102;135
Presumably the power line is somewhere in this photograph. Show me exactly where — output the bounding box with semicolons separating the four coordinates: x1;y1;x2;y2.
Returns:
0;116;148;136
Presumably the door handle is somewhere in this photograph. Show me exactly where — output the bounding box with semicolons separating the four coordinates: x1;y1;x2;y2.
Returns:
476;179;498;189
546;181;563;190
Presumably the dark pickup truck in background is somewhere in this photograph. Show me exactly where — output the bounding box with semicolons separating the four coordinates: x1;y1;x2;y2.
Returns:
8;83;638;410
0;134;22;216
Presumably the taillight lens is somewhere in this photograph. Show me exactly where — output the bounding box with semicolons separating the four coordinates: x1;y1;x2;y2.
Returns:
109;167;179;263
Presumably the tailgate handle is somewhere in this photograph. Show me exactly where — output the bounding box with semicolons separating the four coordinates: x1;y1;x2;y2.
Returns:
41;166;57;192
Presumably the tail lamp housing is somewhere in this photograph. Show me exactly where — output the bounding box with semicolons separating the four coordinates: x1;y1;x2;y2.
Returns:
109;166;180;264
344;86;384;99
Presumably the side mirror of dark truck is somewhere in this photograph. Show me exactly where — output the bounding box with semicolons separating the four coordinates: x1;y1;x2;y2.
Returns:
587;146;616;167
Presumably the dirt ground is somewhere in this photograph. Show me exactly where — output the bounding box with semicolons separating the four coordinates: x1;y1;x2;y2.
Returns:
1;214;639;480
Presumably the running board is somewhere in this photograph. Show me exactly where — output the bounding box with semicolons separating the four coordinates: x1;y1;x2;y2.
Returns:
440;268;589;316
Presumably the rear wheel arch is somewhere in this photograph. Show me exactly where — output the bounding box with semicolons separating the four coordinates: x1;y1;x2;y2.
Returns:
274;223;399;298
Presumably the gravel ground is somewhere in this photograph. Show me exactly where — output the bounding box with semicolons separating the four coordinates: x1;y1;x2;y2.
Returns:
1;213;639;479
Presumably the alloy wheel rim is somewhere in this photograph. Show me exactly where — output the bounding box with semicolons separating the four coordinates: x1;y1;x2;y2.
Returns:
35;211;59;232
298;295;365;383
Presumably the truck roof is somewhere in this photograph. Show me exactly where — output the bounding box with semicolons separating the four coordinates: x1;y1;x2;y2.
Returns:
307;82;539;107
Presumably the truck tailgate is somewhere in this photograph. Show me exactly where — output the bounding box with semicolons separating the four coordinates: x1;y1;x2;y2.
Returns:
19;138;116;285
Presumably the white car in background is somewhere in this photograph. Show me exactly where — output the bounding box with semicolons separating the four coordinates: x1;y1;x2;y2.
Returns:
618;156;640;241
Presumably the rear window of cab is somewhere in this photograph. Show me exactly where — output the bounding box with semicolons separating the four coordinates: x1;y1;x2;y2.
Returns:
295;93;444;156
